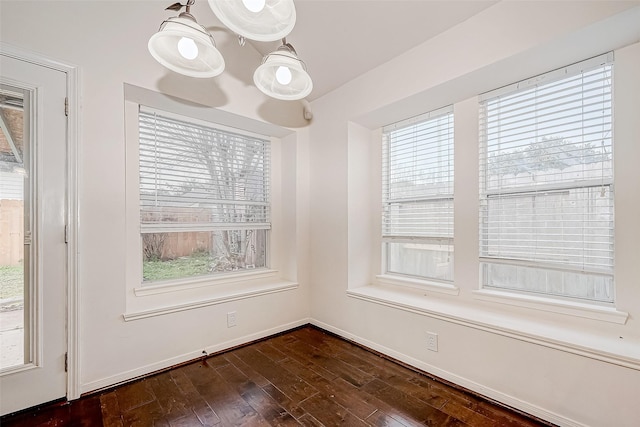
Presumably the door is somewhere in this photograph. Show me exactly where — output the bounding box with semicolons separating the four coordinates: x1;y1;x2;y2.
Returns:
0;53;68;415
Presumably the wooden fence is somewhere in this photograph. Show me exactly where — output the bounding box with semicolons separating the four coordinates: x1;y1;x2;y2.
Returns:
156;231;212;260
142;207;213;260
0;199;23;266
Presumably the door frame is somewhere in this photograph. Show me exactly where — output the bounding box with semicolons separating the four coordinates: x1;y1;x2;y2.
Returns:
0;43;79;400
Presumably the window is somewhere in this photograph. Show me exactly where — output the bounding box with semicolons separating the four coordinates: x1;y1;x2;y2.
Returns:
382;106;454;282
138;108;270;283
479;54;614;303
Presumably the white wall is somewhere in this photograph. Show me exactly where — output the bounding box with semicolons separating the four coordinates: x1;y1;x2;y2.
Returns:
2;1;640;426
308;2;640;427
0;0;311;395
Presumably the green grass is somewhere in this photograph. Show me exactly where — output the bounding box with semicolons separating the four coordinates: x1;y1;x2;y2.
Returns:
143;252;211;282
0;264;24;300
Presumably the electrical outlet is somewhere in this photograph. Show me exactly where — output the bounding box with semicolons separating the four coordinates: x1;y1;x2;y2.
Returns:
426;332;438;352
227;311;237;328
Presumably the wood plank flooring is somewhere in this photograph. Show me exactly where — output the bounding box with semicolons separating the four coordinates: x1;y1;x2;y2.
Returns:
1;326;553;426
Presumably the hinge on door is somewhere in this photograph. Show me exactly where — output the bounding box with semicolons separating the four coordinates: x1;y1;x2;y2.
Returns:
64;352;68;372
64;97;69;117
64;225;69;244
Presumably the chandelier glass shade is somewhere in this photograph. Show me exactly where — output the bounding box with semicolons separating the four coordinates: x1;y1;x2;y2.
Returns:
207;0;296;42
148;13;225;78
253;43;312;100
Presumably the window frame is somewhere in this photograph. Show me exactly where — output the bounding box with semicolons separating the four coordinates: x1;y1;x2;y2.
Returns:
381;105;455;285
478;53;615;305
137;107;272;285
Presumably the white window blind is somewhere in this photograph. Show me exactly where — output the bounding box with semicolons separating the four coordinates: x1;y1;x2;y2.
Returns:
139;109;270;232
138;108;270;282
382;106;454;281
479;54;614;303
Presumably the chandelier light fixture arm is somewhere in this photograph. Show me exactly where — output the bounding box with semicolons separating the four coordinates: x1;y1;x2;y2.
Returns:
148;0;313;101
164;0;195;12
155;18;216;47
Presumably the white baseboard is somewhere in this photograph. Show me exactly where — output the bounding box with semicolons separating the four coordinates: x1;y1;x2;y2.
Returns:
310;319;587;427
80;318;310;395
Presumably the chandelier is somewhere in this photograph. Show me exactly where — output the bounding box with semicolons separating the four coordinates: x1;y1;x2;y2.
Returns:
148;0;313;101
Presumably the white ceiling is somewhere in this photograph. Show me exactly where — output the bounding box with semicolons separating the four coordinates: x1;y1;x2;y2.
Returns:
212;0;499;101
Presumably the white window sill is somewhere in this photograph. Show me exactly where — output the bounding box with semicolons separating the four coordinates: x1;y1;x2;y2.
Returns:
376;274;459;296
347;283;640;370
124;271;298;321
472;288;628;325
134;269;279;297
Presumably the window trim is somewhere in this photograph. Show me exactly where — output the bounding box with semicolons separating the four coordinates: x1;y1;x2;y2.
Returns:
472;287;627;324
375;274;459;296
123;84;298;320
124;280;297;321
134;269;279;297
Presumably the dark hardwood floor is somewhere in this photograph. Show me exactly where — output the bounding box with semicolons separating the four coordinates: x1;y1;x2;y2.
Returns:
2;326;553;426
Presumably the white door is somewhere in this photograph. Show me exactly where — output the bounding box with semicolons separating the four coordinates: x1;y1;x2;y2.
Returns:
0;53;68;415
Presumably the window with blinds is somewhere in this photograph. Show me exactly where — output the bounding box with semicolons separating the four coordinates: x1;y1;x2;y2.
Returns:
382;106;454;282
479;53;614;303
138;108;270;282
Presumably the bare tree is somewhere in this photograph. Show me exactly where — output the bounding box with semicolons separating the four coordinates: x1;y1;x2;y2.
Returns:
488;136;610;177
142;233;166;261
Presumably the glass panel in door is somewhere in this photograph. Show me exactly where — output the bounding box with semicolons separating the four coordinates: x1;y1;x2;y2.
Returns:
0;88;28;371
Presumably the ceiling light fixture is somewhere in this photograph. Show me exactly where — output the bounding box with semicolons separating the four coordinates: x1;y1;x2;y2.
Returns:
207;0;296;42
253;40;312;100
149;0;312;101
148;0;225;78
